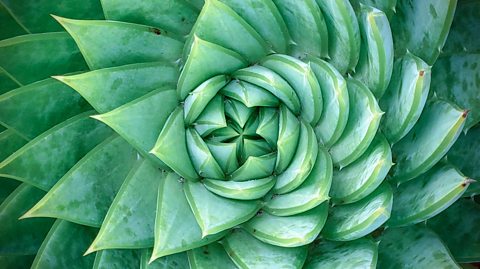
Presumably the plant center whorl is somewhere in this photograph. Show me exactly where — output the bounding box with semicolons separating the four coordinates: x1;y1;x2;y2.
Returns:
181;53;320;194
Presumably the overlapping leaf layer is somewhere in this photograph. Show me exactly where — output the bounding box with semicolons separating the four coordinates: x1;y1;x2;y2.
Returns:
0;0;479;268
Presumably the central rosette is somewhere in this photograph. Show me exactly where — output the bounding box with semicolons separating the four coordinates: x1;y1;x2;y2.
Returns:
152;53;324;196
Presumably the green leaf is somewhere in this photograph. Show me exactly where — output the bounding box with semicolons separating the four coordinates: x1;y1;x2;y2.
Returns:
93;249;140;269
0;5;26;39
88;160;162;252
151;173;225;261
205;140;238;175
391;99;466;183
0;111;112;190
204;176;275;200
94;89;178;169
391;0;457;65
194;95;227;137
186;0;269;63
447;124;480;196
150;107;200;180
330;78;382;168
264;146;332;216
141;249;189;269
0;0;103;33
379;53;431;144
188;242;237;269
22;136;136;227
219;0;290;53
354;5;394;98
243;203;328;247
229;152;276;181
388;163;472;227
442;0;480;54
256;107;279;147
233;66;301;114
272;0;328;59
184;75;228;125
222;80;279;108
55;16;184;70
308;57;349;147
184;180;261;236
224;99;255;129
223;229;308;269
432;54;480;131
315;0;360;74
31;220;97;269
0;68;21;94
322;182;392;241
330;134;392;204
0;184;53;255
261;54;323;125
0;177;20;204
178;36;247;100
305;238;378;269
186;128;225;179
0;32;87;85
0;78;90;139
0;129;27;162
0;255;35;269
378;225;461;269
274;120;318;194
101;0;199;35
55;62;179;113
427;198;480;263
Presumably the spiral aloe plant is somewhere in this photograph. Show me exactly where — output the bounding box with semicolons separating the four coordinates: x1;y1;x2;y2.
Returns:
0;0;479;268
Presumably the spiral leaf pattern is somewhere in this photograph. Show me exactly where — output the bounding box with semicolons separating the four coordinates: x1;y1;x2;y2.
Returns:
0;0;479;268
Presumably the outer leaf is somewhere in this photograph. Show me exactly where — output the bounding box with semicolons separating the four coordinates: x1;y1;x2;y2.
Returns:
354;5;393;98
0;111;112;190
101;0;199;35
391;100;466;183
55;17;184;70
0;177;20;204
447;124;480;196
150;107;199;180
305;238;378;269
379;53;431;144
308;57;349;147
330;134;392;204
432;54;480;131
31;220;97;269
427;199;480;263
0;78;90;139
93;249;140;269
330;78;382;168
243;203;328;247
272;0;328;58
186;0;269;63
22;136;136;227
187;242;237;269
141;249;189;269
0;184;54;255
391;0;457;65
315;0;361;74
184;181;261;236
151;173;225;261
442;0;480;54
264;146;332;216
88;160;162;252
219;0;289;53
378;226;460;269
322;183;393;241
0;255;35;269
0;32;87;85
388;163;472;227
0;4;26;39
0;0;103;33
94;89;177;168
55;62;178;113
0;129;27;162
223;229;308;269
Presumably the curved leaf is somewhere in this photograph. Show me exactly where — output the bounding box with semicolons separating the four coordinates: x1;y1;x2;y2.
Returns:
93;249;140;269
203;176;275;200
187;242;237;269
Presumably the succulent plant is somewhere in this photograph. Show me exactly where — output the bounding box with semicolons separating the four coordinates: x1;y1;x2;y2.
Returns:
0;0;479;268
